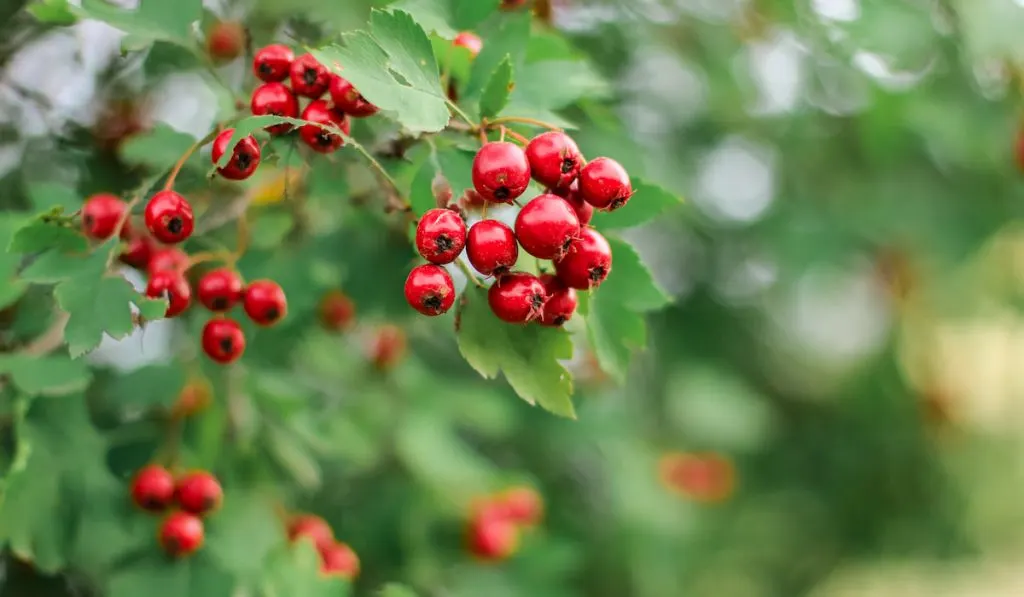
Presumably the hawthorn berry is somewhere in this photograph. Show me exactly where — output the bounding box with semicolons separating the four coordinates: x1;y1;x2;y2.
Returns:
552;181;593;226
197;269;244;312
206;21;245;62
243;280;287;326
290;53;330;98
329;75;378;118
130;464;175;512
253;44;294;83
299;99;350;153
119;233;154;269
453;32;483;57
148;247;189;275
658;452;736;503
320;542;360;580
319;290;356;332
175;471;223;515
144;190;194;244
159;512;205;557
368;324;407;371
467;220;518;276
493;486;543;526
538;274;577;327
416;208;467;265
288;514;335;552
514;194;580;260
82;193;126;239
554;227;612;290
172;379;212;418
472;142;531;203
404;264;456;316
201;318;246;364
578;157;633;211
211;128;261;180
250;82;299;135
525;131;583;189
467;508;520;562
146;270;192;317
488;272;547;323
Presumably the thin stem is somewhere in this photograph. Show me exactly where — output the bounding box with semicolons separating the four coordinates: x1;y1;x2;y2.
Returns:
185;250;232;271
456;258;486;289
499;126;507;143
338;128;408;207
504;128;529;145
232;212;250;263
164;129;220;192
446;98;477;129
486;116;562;130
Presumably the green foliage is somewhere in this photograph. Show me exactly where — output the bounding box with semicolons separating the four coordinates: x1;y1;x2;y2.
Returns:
479;56;514;119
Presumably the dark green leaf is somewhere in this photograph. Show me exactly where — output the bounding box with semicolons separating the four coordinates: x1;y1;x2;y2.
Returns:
0;354;92;397
590;179;684;230
389;0;500;37
26;182;79;213
106;364;185;410
479;56;514;119
9;221;88;254
55;275;158;358
0;214;31;308
435;145;476;201
249;211;295;250
465;13;531;99
206;494;286;582
508;60;608;110
261;542;351;597
119;123;197;171
107;553;235;597
409;161;438;216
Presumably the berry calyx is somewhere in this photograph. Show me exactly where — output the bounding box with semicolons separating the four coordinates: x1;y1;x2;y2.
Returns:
250;82;299;135
290;53;330;98
119;233;154;269
299;99;350;153
525;131;583;189
206;21;245;62
467;220;518;276
578;157;633;211
319;290;356;332
552;181;593;226
514;194;580;260
253;44;294;82
211;129;261;180
538;274;577;327
368;324;406;371
404;264;456;316
159;512;205;557
415;208;467;265
146;270;192;318
472;142;531;203
201;318;246;364
328;75;378;118
467;508;520;562
243;280;287;326
453;32;483;57
554;227;612;290
148;247;189;275
130;464;175;512
487;272;547;323
82;193;126;239
493;486;544;526
320;542;360;579
144;190;194;244
197;269;244;312
174;471;223;515
288;514;335;552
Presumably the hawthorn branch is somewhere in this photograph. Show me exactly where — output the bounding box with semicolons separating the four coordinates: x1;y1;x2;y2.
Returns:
485;116;562;131
456;258;486;289
165;128;221;192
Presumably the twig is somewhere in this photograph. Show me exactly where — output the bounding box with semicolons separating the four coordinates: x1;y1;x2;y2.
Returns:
164;129;220;192
194;195;251;235
446;98;477;129
485;116;561;130
456;259;486;288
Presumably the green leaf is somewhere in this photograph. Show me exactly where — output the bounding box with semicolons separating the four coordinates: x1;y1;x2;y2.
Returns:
9;221;88;254
26;182;80;213
590;179;683;230
465;13;531;98
508;60;609;110
479;56;514;119
72;0;203;47
456;286;576;418
56;275;156;358
105;364;185;410
249;211;295;250
206;494;286;582
435;145;476;201
0;215;31;308
27;0;78;25
119;123;197;170
395;412;495;507
379;583;419;597
0;354;91;397
409;161;438;216
389;0;501;37
19;241;109;283
261;542;351;597
107;553;235;597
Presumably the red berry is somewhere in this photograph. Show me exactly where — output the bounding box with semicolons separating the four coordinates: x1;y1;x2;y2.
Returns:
175;471;223;515
250;82;299;135
453;32;483;57
159;512;205;557
82;193;126;239
287;514;335;552
578;157;632;211
467;220;518;276
197;269;243;312
487;272;547;323
146;270;192;317
404;264;456;316
299;99;350;153
514;194;580;260
472;142;531;203
290;53;330;98
493;486;544;526
319;290;356;331
144;190;194;244
202;318;246;364
328;75;378;118
130;464;175;512
525;131;583;189
554;227;612;290
243;280;287;326
119;233;154;269
148;247;189;275
415;208;467;265
368;324;407;370
320;542;360;579
207;21;245;62
552;181;593;226
211;129;261;180
253;44;294;83
467;508;519;561
538;274;577;327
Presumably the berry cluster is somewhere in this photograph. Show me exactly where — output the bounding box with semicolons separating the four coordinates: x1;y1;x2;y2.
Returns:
286;513;361;579
404;131;632;325
250;44;377;154
129;465;223;558
466;486;543;562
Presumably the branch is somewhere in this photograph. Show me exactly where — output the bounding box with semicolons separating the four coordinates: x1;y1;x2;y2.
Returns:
20;311;69;356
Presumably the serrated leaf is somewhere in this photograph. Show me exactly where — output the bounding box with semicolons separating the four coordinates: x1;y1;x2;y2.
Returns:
0;354;91;396
479;56;514;119
56;275;153;358
465;13;531;99
456;286;576;418
119;123;197;170
590;179;683;230
9;221;88;254
107;553;235;597
19;240;110;283
206;495;286;582
261;542;351;597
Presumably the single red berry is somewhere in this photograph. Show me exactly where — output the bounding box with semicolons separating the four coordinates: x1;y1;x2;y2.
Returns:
148;247;189;275
319;290;356;331
472;142;531;203
493;486;544;526
415;208;467;265
538;274;577;327
525;131;583;189
243;280;287;326
175;471;223;515
250;82;299;135
202;318;246;364
144;190;194;244
288;514;335;552
554;227;612;290
453;32;483;57
404;264;456;316
488;272;547;323
130;464;175;512
207;21;245;62
119;233;154;269
320;542;360;579
514;194;580;260
159;512;205;557
146;270;192;317
328;75;378;118
253;44;294;83
211;128;261;180
299;99;350;153
197;269;244;312
368;324;407;371
82;193;126;239
552;181;593;226
578;157;633;211
290;53;330;98
467;220;518;276
467;508;520;561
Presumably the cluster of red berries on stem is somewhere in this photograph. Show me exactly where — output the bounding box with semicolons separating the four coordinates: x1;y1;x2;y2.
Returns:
287;513;361;579
130;465;223;558
466;486;543;562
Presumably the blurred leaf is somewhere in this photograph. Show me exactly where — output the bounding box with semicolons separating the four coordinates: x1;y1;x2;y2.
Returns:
107;553;235;597
508;60;608;111
379;583;419;597
26;0;78;24
73;0;203;48
0;214;31;308
465;12;531;99
249;211;295;250
9;221;88;253
0;355;91;397
435;144;476;200
395;411;495;506
207;494;286;582
105;364;186;410
120;123;197;171
261;542;351;597
26;182;80;213
590;179;683;230
409;160;438;216
479;56;514;119
56;275;164;358
391;0;500;37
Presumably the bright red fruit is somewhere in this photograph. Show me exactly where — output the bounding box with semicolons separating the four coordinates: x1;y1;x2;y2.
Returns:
368;324;407;371
250;82;299;135
487;272;547;323
253;44;294;82
201;318;246;364
472;142;531;203
415;208;467;264
288;514;335;552
404;264;456;316
82;193;126;239
319;290;356;331
197;269;243;312
578;157;633;210
467;508;520;561
514;194;580;260
299;99;350;153
130;464;175;512
290;53;330;98
320;542;360;579
159;512;205;557
525;131;583;189
494;486;544;526
175;471;223;515
146;270;192;317
552;181;593;226
243;280;287;326
211;129;261;180
554;227;612;290
119;233;154;269
148;247;189;275
329;75;378;117
467;220;518;276
538;274;577;327
453;32;483;57
144;190;194;244
207;21;245;62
